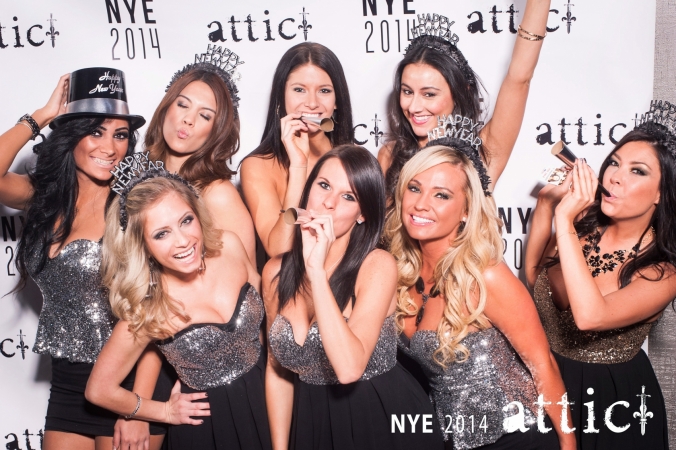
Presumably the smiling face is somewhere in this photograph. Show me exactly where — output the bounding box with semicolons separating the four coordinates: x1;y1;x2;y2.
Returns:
72;118;130;183
143;192;203;276
306;157;364;238
401;162;468;245
400;63;454;144
285;64;336;133
162;80;217;155
601;141;661;222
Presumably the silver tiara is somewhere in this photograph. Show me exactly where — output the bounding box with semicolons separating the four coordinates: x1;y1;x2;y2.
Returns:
426;115;491;196
637;100;676;136
166;44;244;112
410;13;459;44
109;152;198;231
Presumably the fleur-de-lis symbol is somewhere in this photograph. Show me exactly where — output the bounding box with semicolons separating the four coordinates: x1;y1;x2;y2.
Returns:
370;114;384;147
16;329;29;360
633;386;654;436
46;13;59;48
562;0;576;34
298;7;312;41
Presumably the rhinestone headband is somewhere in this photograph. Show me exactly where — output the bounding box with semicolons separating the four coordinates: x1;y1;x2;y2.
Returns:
407;13;475;86
110;152;199;231
637;100;676;136
166;44;244;112
426;114;491;196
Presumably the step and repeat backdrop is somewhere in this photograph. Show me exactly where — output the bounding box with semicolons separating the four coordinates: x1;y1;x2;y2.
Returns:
0;0;655;445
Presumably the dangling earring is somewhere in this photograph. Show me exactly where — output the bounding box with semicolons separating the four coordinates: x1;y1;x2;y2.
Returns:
145;259;158;298
198;248;206;273
458;217;467;233
276;103;280;118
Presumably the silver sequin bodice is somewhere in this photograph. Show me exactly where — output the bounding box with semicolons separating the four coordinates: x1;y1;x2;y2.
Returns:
400;327;538;449
156;283;263;390
269;314;397;385
31;239;115;363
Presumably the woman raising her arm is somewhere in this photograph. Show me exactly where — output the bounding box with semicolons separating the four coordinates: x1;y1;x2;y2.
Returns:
380;0;551;198
525;101;675;449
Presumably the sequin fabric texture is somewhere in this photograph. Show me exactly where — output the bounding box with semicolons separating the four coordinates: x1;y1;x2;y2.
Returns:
400;327;538;449
31;239;115;363
533;270;652;363
269;314;398;385
156;283;263;390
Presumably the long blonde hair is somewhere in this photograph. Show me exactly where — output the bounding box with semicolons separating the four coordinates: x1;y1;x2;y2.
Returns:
384;146;503;367
102;177;222;340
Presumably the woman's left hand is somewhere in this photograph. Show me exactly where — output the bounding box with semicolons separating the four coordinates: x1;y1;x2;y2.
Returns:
300;212;335;274
555;160;598;225
113;417;150;450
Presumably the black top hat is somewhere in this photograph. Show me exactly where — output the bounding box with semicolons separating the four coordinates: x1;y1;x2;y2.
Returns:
50;67;146;130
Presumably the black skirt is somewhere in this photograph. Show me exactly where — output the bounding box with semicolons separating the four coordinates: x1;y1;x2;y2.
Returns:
554;350;669;450
165;351;271;450
290;362;443;450
45;357;173;436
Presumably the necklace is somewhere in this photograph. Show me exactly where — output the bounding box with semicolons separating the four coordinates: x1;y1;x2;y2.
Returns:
582;227;654;277
414;277;440;326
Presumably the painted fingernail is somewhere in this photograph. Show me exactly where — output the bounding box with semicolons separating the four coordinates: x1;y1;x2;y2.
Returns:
204;392;208;397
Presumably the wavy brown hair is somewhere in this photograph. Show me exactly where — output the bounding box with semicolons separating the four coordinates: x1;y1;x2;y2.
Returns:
145;68;239;190
102;177;222;340
384;146;503;367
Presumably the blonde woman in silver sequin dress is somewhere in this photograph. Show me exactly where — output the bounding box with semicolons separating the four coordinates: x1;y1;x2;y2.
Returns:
86;176;271;450
525;109;675;449
264;145;442;450
386;143;575;450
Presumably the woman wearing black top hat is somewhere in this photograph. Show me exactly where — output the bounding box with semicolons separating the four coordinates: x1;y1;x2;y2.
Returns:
0;69;168;450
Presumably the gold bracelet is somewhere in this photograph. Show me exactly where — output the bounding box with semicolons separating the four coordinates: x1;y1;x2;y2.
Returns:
518;25;546;41
555;230;578;239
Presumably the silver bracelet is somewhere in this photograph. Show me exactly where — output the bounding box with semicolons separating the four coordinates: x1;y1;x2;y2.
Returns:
124;393;142;419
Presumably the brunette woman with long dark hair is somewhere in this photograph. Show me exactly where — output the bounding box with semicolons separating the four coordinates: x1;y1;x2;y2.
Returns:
145;63;256;264
379;0;551;199
525;102;676;449
0;70;166;450
264;145;442;450
241;42;355;258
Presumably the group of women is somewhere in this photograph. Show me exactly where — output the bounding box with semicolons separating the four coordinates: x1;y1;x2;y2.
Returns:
1;0;674;448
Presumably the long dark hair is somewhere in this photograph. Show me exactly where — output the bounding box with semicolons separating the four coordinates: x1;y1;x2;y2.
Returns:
145;68;239;189
14;117;137;290
276;145;385;312
385;36;486;200
246;42;354;170
549;123;676;287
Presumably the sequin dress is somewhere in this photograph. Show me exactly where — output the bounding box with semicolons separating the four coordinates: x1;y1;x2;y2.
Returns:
533;270;668;449
269;314;443;450
399;327;559;450
29;239;170;436
156;283;271;450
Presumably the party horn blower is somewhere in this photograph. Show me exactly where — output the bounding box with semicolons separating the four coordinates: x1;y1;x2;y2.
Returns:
551;141;611;197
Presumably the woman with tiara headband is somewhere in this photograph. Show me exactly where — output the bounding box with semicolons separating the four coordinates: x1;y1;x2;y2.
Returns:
524;101;675;449
241;42;354;258
379;0;551;199
86;168;271;450
144;47;255;264
386;135;576;449
0;70;167;450
264;145;443;450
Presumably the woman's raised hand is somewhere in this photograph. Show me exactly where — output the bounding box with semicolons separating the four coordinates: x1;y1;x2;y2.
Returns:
163;380;211;425
34;74;69;127
555;160;598;224
300;212;335;274
280;114;311;167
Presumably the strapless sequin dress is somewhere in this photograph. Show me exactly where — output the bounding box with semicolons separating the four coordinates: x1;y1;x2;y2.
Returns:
399;327;559;450
533;270;668;449
269;314;443;450
156;283;271;450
